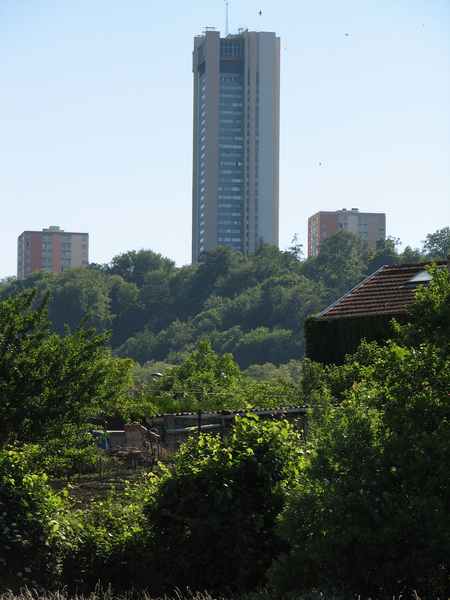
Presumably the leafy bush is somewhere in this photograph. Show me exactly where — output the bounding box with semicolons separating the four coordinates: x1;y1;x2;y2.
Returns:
133;340;302;415
144;416;304;595
38;439;103;478
19;429;108;479
399;263;450;351
271;341;450;598
62;473;159;593
0;447;73;591
148;339;246;413
0;290;132;446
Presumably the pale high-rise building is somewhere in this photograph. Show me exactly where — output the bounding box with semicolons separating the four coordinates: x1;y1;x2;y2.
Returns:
307;208;386;257
192;28;280;262
17;226;89;279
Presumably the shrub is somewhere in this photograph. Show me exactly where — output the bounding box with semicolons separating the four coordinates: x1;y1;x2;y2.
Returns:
0;290;132;446
271;342;450;598
62;472;159;593
0;447;73;591
144;416;304;595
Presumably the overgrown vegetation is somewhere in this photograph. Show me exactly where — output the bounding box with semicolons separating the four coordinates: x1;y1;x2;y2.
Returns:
143;416;303;595
127;339;303;417
0;290;132;446
0;232;449;598
0;447;74;590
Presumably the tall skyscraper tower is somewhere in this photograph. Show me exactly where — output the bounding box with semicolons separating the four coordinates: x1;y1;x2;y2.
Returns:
192;28;280;262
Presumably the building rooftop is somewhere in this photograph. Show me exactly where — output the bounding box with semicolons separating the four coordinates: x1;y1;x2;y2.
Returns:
309;208;386;216
317;260;448;320
19;227;88;236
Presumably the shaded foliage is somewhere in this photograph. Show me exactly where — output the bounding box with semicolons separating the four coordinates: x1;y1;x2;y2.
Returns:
1;262;448;598
62;474;158;593
0;447;73;592
271;269;450;598
1;228;446;368
144;416;303;595
305;312;405;365
0;290;132;445
272;342;450;598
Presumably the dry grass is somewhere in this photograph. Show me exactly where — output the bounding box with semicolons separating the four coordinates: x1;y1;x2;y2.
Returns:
0;590;431;600
0;591;223;600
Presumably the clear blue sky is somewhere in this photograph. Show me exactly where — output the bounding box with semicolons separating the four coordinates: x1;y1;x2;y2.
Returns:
1;0;449;278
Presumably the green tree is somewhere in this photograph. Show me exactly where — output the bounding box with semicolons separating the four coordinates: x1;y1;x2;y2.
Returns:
233;327;302;368
115;327;158;364
0;271;50;302
302;231;366;301
140;270;172;321
399;263;450;351
400;245;424;263
144;415;303;594
62;473;159;593
132;338;302;414
0;291;132;445
155;320;196;360
48;268;113;334
147;339;245;413
272;342;450;597
286;233;304;261
2;229;444;372
366;236;400;274
272;273;450;597
182;246;245;315
245;362;287;381
257;273;324;332
423;226;450;259
109;275;143;346
0;269;113;336
108;249;175;287
241;376;301;409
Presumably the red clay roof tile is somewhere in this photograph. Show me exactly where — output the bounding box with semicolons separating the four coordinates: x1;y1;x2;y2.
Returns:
317;261;447;319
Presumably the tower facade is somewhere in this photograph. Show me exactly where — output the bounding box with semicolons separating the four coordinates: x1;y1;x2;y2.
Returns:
192;29;280;262
307;209;386;257
17;226;89;279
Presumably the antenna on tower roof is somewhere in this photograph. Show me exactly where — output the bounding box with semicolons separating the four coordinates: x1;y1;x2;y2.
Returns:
225;0;230;36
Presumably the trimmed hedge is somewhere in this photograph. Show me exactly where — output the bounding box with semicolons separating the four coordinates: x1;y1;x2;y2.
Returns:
305;313;406;364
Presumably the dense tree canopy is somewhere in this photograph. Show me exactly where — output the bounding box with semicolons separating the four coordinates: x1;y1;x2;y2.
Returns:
0;290;132;445
0;227;447;368
0;253;448;598
423;226;450;259
128;340;302;416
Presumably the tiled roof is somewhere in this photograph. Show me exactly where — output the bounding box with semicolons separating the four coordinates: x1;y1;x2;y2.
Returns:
317;261;447;319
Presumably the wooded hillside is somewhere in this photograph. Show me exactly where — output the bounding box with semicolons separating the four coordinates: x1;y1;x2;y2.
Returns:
1;227;448;368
